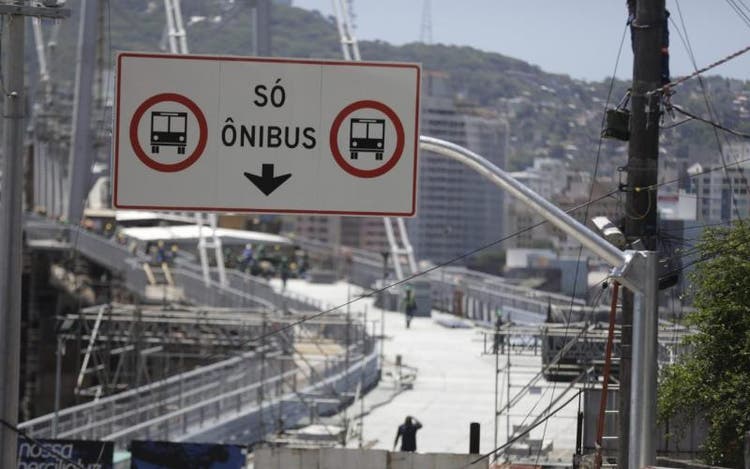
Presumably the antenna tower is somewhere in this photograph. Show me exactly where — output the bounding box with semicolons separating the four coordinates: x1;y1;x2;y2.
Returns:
420;0;432;44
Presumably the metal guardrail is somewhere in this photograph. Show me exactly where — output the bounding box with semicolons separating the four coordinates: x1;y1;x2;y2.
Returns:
293;236;594;323
19;344;379;448
26;218;589;322
24;218;329;312
19;347;280;440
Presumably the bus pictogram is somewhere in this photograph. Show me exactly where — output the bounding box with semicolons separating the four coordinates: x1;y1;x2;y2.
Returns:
150;111;188;154
349;118;385;160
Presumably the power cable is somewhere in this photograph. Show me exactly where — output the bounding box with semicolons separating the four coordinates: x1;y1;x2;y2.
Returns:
56;142;750;393
461;390;582;469
496;322;610;458
671;2;747;220
35;132;739;461
658;222;750;280
187;151;750;374
43;13;750;441
725;0;750;28
671;104;750;139
641;155;750;192
659;220;733;232
532;21;629;466
198;189;621;367
650;42;750;95
26;0;740;459
660;116;693;130
736;0;750;16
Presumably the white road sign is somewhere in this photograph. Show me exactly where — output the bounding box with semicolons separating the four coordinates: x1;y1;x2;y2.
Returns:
114;52;421;216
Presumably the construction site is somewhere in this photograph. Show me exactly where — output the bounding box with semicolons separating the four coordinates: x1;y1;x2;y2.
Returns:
2;0;741;468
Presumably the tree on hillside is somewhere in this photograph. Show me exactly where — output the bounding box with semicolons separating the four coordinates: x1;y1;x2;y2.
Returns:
658;220;750;467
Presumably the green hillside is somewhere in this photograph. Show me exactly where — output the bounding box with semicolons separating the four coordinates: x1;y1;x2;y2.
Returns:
47;0;750;173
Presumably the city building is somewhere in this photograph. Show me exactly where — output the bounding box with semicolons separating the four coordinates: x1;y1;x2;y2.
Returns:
406;73;508;265
692;143;750;222
286;72;508;267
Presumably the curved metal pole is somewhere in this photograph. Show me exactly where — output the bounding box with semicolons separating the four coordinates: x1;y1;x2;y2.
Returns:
419;136;627;270
420;136;658;466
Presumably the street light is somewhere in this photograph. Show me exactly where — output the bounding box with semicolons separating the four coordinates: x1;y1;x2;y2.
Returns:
592;216;626;249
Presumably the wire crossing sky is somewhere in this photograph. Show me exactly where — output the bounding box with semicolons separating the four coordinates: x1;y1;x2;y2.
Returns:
294;0;750;82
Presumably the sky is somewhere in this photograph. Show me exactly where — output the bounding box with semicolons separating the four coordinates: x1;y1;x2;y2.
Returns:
292;0;750;83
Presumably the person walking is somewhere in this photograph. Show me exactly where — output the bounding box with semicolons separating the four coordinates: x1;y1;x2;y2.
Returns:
393;416;422;452
238;244;254;274
493;309;505;354
280;256;290;291
404;286;417;329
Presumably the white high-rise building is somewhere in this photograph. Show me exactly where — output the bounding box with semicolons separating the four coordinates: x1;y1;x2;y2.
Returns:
408;76;508;265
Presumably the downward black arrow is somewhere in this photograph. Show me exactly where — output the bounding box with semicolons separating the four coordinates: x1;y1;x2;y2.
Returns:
244;164;292;196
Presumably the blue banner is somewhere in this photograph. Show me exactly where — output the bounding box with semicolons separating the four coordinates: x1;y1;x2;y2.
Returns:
17;438;113;468
130;441;245;469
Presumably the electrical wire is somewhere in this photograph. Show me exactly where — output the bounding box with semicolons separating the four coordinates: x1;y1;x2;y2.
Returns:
726;0;750;29
671;2;747;220
735;0;750;17
31;194;609;453
44;128;750;454
659;220;733;232
532;21;629;467
640;155;750;192
462;390;582;468
650;41;750;95
671;104;750;139
138;100;750;455
20;1;749;464
624;185;651;220
198;188;621;368
44;4;750;450
658;224;750;280
660;116;694;130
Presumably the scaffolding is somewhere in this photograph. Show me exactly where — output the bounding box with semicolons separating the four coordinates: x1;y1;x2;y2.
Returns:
478;319;693;465
21;302;377;448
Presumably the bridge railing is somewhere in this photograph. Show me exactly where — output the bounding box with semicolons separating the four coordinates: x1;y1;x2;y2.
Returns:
18;347;279;440
25;218;329;311
19;342;376;448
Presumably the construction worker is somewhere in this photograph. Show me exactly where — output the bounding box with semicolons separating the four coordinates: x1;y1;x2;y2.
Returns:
155;240;167;264
280;256;290;291
238;244;254;273
404;286;417;329
169;244;179;265
493;308;505;354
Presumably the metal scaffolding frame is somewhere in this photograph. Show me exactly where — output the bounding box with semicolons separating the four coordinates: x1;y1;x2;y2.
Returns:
22;302;376;447
477;319;693;464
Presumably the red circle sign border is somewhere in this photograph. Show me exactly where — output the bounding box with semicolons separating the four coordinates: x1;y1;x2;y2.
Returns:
329;100;406;179
129;92;208;173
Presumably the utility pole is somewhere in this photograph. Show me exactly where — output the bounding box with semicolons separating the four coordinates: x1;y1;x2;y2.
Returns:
620;1;665;468
0;3;68;466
